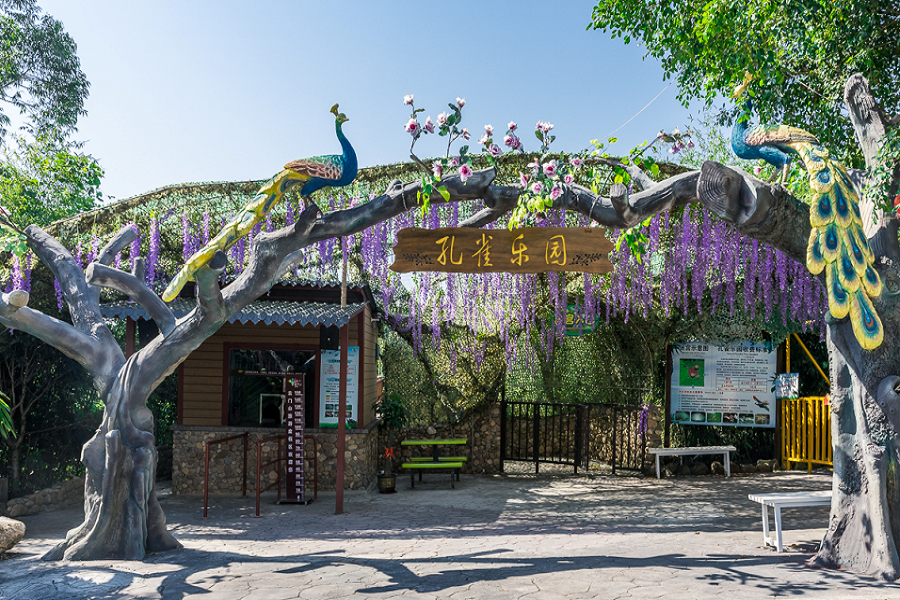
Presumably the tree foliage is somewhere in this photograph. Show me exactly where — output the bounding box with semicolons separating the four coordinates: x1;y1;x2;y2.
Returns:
0;0;89;140
0;132;102;228
588;0;900;164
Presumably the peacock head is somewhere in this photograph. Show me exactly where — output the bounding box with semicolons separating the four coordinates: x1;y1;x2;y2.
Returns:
732;71;754;99
330;103;349;126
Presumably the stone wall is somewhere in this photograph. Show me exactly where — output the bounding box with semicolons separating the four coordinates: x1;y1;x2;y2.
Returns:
172;421;379;495
5;476;84;518
382;403;502;475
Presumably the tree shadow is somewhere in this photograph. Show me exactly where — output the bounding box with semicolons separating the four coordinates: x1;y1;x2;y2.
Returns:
2;545;896;599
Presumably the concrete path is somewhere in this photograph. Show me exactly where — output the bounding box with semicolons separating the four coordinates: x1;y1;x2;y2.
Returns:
2;470;899;599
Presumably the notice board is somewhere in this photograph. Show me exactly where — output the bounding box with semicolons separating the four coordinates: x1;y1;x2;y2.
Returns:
669;341;777;428
318;346;359;428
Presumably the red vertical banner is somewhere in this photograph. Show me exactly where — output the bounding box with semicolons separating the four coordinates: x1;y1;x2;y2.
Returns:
284;375;306;503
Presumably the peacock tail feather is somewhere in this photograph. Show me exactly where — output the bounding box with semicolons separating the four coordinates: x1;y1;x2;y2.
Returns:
161;169;308;302
784;137;885;350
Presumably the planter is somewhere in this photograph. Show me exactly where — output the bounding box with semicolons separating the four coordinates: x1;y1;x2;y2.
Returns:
377;473;397;494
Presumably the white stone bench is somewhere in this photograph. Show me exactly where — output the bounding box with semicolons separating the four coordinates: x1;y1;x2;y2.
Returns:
747;490;832;552
647;445;736;479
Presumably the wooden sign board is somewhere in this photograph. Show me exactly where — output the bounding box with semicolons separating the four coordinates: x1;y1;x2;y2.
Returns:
284;375;306;503
390;227;614;274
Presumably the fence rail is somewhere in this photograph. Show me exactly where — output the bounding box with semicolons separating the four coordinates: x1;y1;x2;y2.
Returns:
781;396;832;472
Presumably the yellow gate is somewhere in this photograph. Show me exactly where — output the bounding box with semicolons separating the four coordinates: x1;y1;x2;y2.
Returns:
781;396;832;471
781;334;832;472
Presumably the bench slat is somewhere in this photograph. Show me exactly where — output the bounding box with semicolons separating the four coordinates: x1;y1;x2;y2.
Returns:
409;456;467;462
401;462;463;469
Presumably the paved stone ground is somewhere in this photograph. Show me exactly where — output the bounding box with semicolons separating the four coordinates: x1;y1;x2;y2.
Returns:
2;470;900;599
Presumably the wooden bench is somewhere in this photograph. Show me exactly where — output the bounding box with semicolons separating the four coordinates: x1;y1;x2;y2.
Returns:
400;462;464;489
748;490;832;552
647;445;736;479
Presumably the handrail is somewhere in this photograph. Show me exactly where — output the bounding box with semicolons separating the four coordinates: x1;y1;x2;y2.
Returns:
255;434;318;517
203;432;249;519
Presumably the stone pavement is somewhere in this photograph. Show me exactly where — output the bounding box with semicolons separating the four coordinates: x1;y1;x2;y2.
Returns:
2;470;900;600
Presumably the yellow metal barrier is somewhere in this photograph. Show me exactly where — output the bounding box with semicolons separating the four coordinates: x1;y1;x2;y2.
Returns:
781;396;832;472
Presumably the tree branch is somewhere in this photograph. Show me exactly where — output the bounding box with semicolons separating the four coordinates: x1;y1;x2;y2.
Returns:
96;225;137;266
844;72;900;263
85;263;176;337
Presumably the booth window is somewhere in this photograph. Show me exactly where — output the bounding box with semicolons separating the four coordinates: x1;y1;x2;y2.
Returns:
227;349;316;427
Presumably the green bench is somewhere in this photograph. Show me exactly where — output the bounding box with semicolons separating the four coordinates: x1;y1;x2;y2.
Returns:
400;438;468;489
400;461;464;489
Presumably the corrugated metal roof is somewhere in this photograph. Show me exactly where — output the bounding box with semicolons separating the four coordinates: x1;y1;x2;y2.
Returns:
100;299;367;327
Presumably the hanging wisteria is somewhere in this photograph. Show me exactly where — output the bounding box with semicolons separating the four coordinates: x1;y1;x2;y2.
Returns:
1;185;828;370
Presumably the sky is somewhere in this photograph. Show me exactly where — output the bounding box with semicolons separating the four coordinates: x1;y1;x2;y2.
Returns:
32;0;700;203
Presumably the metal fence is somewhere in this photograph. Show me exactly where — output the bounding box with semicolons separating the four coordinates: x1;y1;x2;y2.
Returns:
781;396;832;471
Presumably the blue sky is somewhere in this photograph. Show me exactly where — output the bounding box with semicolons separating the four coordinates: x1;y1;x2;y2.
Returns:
35;0;700;202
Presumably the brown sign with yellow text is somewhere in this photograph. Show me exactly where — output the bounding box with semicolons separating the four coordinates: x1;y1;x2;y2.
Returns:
390;227;614;274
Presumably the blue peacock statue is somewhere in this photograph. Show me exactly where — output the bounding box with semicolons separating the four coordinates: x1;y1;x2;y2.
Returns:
731;80;883;350
162;104;358;302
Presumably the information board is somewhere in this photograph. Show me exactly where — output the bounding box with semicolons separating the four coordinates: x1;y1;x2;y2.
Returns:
318;346;359;428
284;375;306;503
669;341;777;428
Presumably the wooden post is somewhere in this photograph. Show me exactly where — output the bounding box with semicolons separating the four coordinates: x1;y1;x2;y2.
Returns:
335;323;349;514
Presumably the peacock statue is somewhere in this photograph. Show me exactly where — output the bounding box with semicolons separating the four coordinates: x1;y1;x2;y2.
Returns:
731;76;883;350
162;103;358;302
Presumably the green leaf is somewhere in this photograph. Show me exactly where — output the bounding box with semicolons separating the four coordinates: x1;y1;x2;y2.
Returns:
460;145;469;156
437;186;450;201
608;137;618;143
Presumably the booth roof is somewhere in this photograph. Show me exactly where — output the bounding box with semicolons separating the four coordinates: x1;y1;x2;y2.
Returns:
100;299;368;327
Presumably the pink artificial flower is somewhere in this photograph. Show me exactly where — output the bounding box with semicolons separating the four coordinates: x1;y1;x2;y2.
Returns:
405;118;419;135
404;94;414;105
450;156;460;167
669;145;678;154
564;174;574;185
508;121;517;131
536;121;554;134
457;97;466;108
461;128;471;140
531;181;543;194
478;133;490;146
433;162;443;177
489;144;502;158
519;173;528;187
543;162;557;177
503;134;518;148
753;165;763;176
437;112;448;126
570;157;583;168
459;163;473;182
527;159;540;174
484;124;493;136
657;130;666;139
424;117;435;134
686;139;695;149
550;186;562;200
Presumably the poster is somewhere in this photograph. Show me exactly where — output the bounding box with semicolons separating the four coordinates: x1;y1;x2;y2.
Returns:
775;373;799;399
670;341;777;428
318;346;359;428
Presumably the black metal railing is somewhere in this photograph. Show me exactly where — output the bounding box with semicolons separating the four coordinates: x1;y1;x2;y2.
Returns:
500;401;588;474
500;400;647;475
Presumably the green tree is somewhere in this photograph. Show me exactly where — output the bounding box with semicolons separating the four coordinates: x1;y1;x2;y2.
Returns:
0;0;89;140
588;0;899;164
0;132;102;229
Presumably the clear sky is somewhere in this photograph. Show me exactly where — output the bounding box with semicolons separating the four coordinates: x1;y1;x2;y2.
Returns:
33;0;698;203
